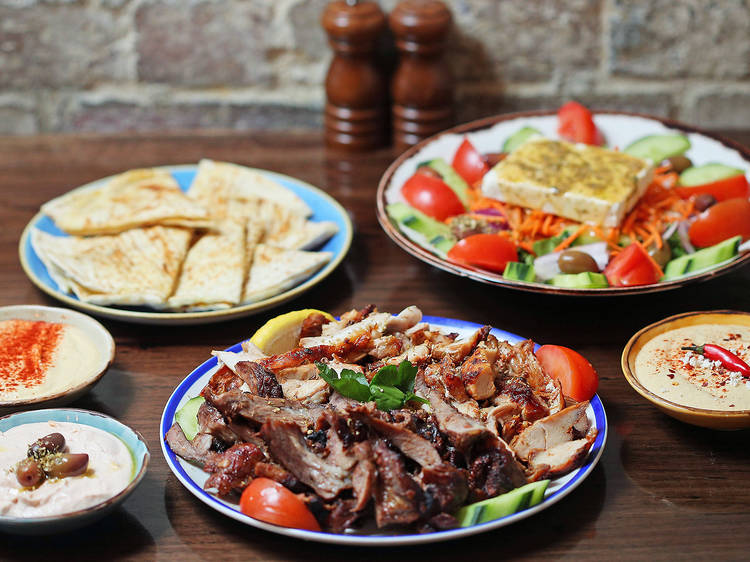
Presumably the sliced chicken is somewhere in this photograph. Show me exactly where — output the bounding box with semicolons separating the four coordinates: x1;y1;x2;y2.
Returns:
461;345;496;400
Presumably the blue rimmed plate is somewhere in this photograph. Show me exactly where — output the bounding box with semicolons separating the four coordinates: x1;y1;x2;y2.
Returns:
19;165;353;326
160;315;607;546
0;408;149;535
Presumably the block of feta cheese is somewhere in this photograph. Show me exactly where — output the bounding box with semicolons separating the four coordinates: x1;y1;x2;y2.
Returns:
480;138;653;227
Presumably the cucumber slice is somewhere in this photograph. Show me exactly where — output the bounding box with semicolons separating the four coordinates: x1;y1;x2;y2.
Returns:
662;235;741;280
175;396;205;441
421;158;470;207
624;134;690;163
503;126;542;153
550;272;609;289
533;234;566;256
679;163;745;186
455;480;550;527
503;261;536;282
386;202;457;255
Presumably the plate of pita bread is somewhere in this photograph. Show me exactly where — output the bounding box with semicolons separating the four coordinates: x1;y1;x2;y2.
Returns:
19;160;352;325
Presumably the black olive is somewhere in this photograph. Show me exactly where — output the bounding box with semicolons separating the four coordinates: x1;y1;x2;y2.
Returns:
694;193;717;212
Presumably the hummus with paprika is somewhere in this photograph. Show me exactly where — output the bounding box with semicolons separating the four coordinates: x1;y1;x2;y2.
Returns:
634;324;750;410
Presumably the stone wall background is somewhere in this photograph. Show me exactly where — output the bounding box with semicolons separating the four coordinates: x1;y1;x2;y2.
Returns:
0;0;748;135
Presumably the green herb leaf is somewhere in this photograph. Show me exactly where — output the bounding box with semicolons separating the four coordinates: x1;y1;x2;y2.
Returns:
370;384;406;411
370;360;418;392
316;362;371;402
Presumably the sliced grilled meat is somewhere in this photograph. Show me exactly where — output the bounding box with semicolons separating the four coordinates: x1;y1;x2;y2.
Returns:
468;435;528;502
461;345;497;400
300;312;330;339
253;461;306;493
197;401;239;444
235;361;283;398
496;340;565;414
200;365;244;400
203;442;265;496
372;439;425;528
260;333;373;370
420;463;469;514
165;422;214;466
208;389;325;431
260;420;350;500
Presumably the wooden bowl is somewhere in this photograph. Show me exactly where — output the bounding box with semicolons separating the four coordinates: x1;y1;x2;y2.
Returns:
621;310;750;430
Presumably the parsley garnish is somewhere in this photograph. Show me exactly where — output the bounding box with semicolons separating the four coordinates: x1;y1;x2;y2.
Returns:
316;360;428;411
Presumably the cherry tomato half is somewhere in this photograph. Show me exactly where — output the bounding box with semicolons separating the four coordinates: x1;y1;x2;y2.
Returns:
674;174;749;202
239;478;321;531
557;101;601;146
401;171;465;221
446;234;518;273
452;138;490;186
688;197;750;248
603;243;662;287
536;345;599;402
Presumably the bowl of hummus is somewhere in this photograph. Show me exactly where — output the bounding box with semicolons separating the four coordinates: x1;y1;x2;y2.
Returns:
622;310;750;430
0;305;115;412
0;408;149;534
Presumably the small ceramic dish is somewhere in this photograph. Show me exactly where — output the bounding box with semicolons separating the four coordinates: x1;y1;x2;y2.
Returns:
621;310;750;430
0;305;115;412
0;408;149;534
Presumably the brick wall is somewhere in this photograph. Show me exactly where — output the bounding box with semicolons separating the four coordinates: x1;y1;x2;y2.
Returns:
1;0;748;135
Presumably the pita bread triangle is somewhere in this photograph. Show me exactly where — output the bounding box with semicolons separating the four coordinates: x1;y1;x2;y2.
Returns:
42;168;213;235
243;244;332;303
31;226;192;307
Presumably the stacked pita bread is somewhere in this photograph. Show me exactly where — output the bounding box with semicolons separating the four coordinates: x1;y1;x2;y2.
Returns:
31;161;338;311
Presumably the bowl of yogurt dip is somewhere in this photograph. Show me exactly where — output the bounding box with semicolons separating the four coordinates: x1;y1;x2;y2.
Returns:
0;305;115;412
0;408;149;534
622;310;750;430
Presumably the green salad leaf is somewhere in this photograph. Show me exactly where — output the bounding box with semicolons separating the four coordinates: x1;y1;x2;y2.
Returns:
315;360;427;411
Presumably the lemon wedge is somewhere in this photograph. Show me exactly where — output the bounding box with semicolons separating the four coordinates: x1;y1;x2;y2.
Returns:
250;309;335;355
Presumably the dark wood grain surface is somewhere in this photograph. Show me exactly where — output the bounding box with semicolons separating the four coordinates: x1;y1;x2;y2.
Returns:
1;130;749;561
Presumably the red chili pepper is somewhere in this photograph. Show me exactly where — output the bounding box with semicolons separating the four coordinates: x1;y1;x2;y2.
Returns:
682;344;750;378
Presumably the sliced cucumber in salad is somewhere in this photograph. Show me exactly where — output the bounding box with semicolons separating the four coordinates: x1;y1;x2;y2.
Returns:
624;134;690;163
454;480;549;527
679;163;745;186
503;261;536;282
175;396;205;441
550;271;609;289
502;126;543;153
387;202;457;255
662;236;742;281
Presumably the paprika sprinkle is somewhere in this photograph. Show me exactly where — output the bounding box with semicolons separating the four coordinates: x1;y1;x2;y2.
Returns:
0;319;64;393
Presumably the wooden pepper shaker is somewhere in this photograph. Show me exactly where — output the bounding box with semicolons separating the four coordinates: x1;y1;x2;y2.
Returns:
322;0;388;151
390;0;453;151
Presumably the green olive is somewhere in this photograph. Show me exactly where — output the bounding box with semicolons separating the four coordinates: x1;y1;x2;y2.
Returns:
44;453;89;478
557;250;599;274
16;458;45;487
28;432;65;459
649;242;672;268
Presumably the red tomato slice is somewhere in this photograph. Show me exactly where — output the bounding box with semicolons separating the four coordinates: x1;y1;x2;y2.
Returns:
674;174;749;202
446;234;518;273
557;101;600;145
452;138;489;186
239;478;321;532
688;197;750;247
536;345;599;402
401;171;465;221
604;243;662;287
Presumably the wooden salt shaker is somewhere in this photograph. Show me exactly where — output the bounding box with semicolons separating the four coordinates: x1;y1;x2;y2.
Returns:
322;0;388;151
390;0;453;151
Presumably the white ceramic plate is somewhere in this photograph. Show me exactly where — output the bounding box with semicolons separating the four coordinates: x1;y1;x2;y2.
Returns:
377;111;750;295
160;315;607;546
0;305;115;412
19;165;353;325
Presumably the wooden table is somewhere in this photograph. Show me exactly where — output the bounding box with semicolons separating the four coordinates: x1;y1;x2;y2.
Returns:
1;130;749;561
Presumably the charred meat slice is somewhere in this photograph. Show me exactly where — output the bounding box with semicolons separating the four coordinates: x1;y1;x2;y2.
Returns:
208;389;325;431
461;346;497;400
260;334;373;370
372;439;425;528
203;442;265;496
300;312;331;339
420;463;469;515
197;401;239;444
234;361;283;398
432;325;491;364
496;340;565;413
165;423;214;466
349;404;443;468
468;435;528;502
200;365;244;400
253;461;306;493
260;420;350;500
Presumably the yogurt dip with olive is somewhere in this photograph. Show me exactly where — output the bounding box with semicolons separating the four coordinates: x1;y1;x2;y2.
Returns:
0;319;101;402
0;421;133;517
635;324;750;410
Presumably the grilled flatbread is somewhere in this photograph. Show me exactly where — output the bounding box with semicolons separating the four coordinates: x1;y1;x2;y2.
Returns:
31;226;192;307
243;244;332;303
168;220;246;311
188;159;312;219
42;169;213;235
257;200;338;250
